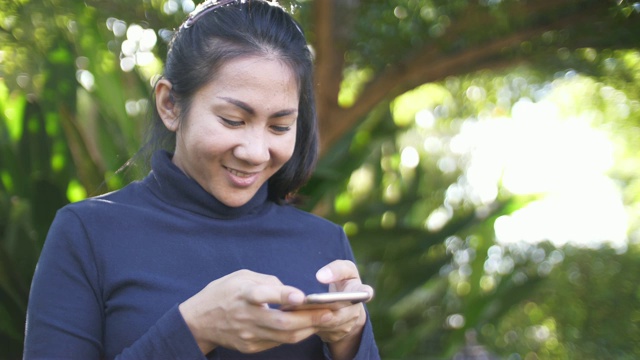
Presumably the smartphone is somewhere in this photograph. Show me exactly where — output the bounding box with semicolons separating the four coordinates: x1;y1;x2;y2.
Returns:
281;291;371;311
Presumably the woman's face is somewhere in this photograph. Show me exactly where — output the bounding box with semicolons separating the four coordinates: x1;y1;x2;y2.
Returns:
159;56;299;207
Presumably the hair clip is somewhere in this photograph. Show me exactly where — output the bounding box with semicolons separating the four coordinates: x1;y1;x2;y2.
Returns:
182;0;243;29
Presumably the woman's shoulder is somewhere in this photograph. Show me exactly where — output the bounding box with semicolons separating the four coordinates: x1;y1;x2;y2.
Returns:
48;180;157;248
59;179;149;217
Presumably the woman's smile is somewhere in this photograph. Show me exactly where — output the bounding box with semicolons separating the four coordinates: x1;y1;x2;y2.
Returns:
225;166;261;187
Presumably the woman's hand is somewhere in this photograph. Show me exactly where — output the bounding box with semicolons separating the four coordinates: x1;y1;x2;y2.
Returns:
178;269;332;355
314;260;374;360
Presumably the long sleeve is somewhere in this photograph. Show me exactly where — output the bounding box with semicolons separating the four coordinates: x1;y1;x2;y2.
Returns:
115;305;205;359
351;316;379;360
24;208;105;358
23;208;205;360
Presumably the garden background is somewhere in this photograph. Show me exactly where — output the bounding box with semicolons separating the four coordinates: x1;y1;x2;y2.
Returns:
1;0;640;358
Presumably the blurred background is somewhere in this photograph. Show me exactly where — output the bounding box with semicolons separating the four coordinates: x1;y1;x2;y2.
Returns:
1;0;639;358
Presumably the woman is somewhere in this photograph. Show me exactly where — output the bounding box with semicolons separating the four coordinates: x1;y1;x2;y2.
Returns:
23;0;379;359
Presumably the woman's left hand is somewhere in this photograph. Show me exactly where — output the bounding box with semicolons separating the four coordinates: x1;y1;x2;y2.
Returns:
314;260;374;360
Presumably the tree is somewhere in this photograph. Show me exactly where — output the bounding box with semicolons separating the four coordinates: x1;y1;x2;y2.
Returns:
489;244;640;359
308;0;640;152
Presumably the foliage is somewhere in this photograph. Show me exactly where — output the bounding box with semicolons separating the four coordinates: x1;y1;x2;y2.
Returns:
0;0;158;357
486;243;640;359
1;0;639;359
0;83;62;357
303;46;640;357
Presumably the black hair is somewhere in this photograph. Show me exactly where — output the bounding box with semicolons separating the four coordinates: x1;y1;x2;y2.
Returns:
139;0;318;203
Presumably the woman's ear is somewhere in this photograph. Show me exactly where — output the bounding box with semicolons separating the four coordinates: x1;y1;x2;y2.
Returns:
155;79;180;132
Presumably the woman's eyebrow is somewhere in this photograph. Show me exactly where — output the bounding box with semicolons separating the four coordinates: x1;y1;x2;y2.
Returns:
218;96;298;118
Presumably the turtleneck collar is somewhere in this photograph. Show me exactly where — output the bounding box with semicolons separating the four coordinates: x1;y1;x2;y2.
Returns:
144;150;270;219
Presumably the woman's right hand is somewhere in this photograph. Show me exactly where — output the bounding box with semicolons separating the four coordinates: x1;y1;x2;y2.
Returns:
178;269;332;355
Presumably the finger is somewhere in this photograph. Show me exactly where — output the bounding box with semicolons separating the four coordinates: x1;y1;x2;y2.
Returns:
265;308;330;329
316;260;360;284
251;309;331;343
314;305;362;341
328;280;375;297
232;271;307;306
243;283;305;307
315;303;369;344
253;315;320;345
316;262;375;299
232;337;281;354
354;283;375;301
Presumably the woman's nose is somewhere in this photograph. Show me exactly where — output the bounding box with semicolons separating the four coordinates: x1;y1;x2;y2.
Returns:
234;128;270;165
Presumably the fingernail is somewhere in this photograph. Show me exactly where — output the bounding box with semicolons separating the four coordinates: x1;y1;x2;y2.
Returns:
316;268;333;282
288;292;304;304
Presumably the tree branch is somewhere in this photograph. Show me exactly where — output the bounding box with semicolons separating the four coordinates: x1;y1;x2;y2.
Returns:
317;0;615;152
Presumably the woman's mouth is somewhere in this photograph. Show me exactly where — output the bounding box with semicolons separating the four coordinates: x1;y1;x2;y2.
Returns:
227;168;252;178
225;166;260;187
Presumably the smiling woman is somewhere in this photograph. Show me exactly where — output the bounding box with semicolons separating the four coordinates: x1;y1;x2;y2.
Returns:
156;57;299;207
23;1;379;359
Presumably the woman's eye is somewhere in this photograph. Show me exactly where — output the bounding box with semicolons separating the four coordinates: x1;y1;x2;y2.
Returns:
271;125;291;133
221;117;243;127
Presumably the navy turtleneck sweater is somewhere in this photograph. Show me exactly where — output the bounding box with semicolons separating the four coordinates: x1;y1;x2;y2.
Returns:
24;151;379;359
